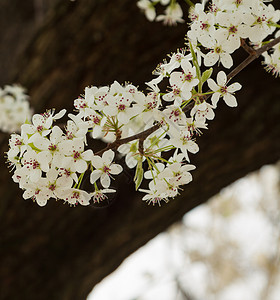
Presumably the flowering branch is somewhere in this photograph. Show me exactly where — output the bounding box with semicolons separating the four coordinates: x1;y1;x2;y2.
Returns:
6;0;280;207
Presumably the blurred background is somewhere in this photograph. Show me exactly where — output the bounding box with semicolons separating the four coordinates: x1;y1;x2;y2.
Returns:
89;163;280;300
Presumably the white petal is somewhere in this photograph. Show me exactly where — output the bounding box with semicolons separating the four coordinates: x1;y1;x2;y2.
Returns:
227;83;242;93
217;71;227;86
36;196;48;207
32;114;44;127
53;109;66;120
30;169;41;182
181;60;193;74
90;170;102;184
74;159;88;173
21;124;35;135
81;149;94;161
33;137;49;150
110;164;123;175
57;175;73;188
117;111;130;124
207;78;219;92
103;105;118;116
50;126;63;142
91;155;103;169
170;72;183;87
37;151;52;172
204;52;218;67
100;173;110;188
188;141;199;154
23;189;34;199
223;94;237;107
44;116;53;129
102;149;114;165
47;168;58;182
211;92;220;107
220;53;233;69
78;191;91;206
227;35;240;52
60;140;75;156
125;155;137;169
71;173;79;184
207;109;215;120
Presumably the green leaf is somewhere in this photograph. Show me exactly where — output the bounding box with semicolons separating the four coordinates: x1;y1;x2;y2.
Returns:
201;68;213;83
134;160;144;191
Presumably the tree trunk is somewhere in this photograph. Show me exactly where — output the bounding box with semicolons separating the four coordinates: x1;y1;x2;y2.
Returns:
0;1;280;299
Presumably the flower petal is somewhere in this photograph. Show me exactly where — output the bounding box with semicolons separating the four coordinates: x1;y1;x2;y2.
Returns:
102;149;114;165
90;170;102;184
207;78;219;92
227;82;242;93
223;94;237;107
217;71;227;86
100;173;110;188
110;164;123;175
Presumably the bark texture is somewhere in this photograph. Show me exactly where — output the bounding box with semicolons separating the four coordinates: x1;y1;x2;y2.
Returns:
0;1;280;299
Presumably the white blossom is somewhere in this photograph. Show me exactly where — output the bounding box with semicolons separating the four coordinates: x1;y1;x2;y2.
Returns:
156;3;184;26
207;71;242;107
90;149;123;188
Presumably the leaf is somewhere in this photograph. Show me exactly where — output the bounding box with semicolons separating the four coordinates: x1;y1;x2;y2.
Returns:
134;160;144;191
201;68;213;83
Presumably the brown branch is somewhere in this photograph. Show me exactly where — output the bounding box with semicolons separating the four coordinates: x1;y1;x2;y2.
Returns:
138;137;144;155
227;35;280;82
241;38;256;55
95;122;161;156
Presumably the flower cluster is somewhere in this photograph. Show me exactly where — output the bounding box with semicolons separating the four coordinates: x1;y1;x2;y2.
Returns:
7;109;122;206
138;0;280;74
187;0;280;69
6;0;280;207
137;0;184;26
0;84;32;133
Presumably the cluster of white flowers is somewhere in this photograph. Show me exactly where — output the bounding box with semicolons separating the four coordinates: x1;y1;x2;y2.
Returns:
0;84;32;133
7;109;121;206
6;0;280;207
187;0;280;69
138;0;280;75
137;0;184;26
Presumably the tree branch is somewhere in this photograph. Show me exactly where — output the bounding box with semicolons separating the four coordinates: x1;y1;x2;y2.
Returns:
227;36;280;82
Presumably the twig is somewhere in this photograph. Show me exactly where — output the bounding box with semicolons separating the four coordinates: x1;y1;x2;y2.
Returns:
241;38;256;55
227;36;280;82
95;122;161;156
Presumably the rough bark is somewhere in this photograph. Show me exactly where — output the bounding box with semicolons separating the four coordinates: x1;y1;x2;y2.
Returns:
0;1;280;299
